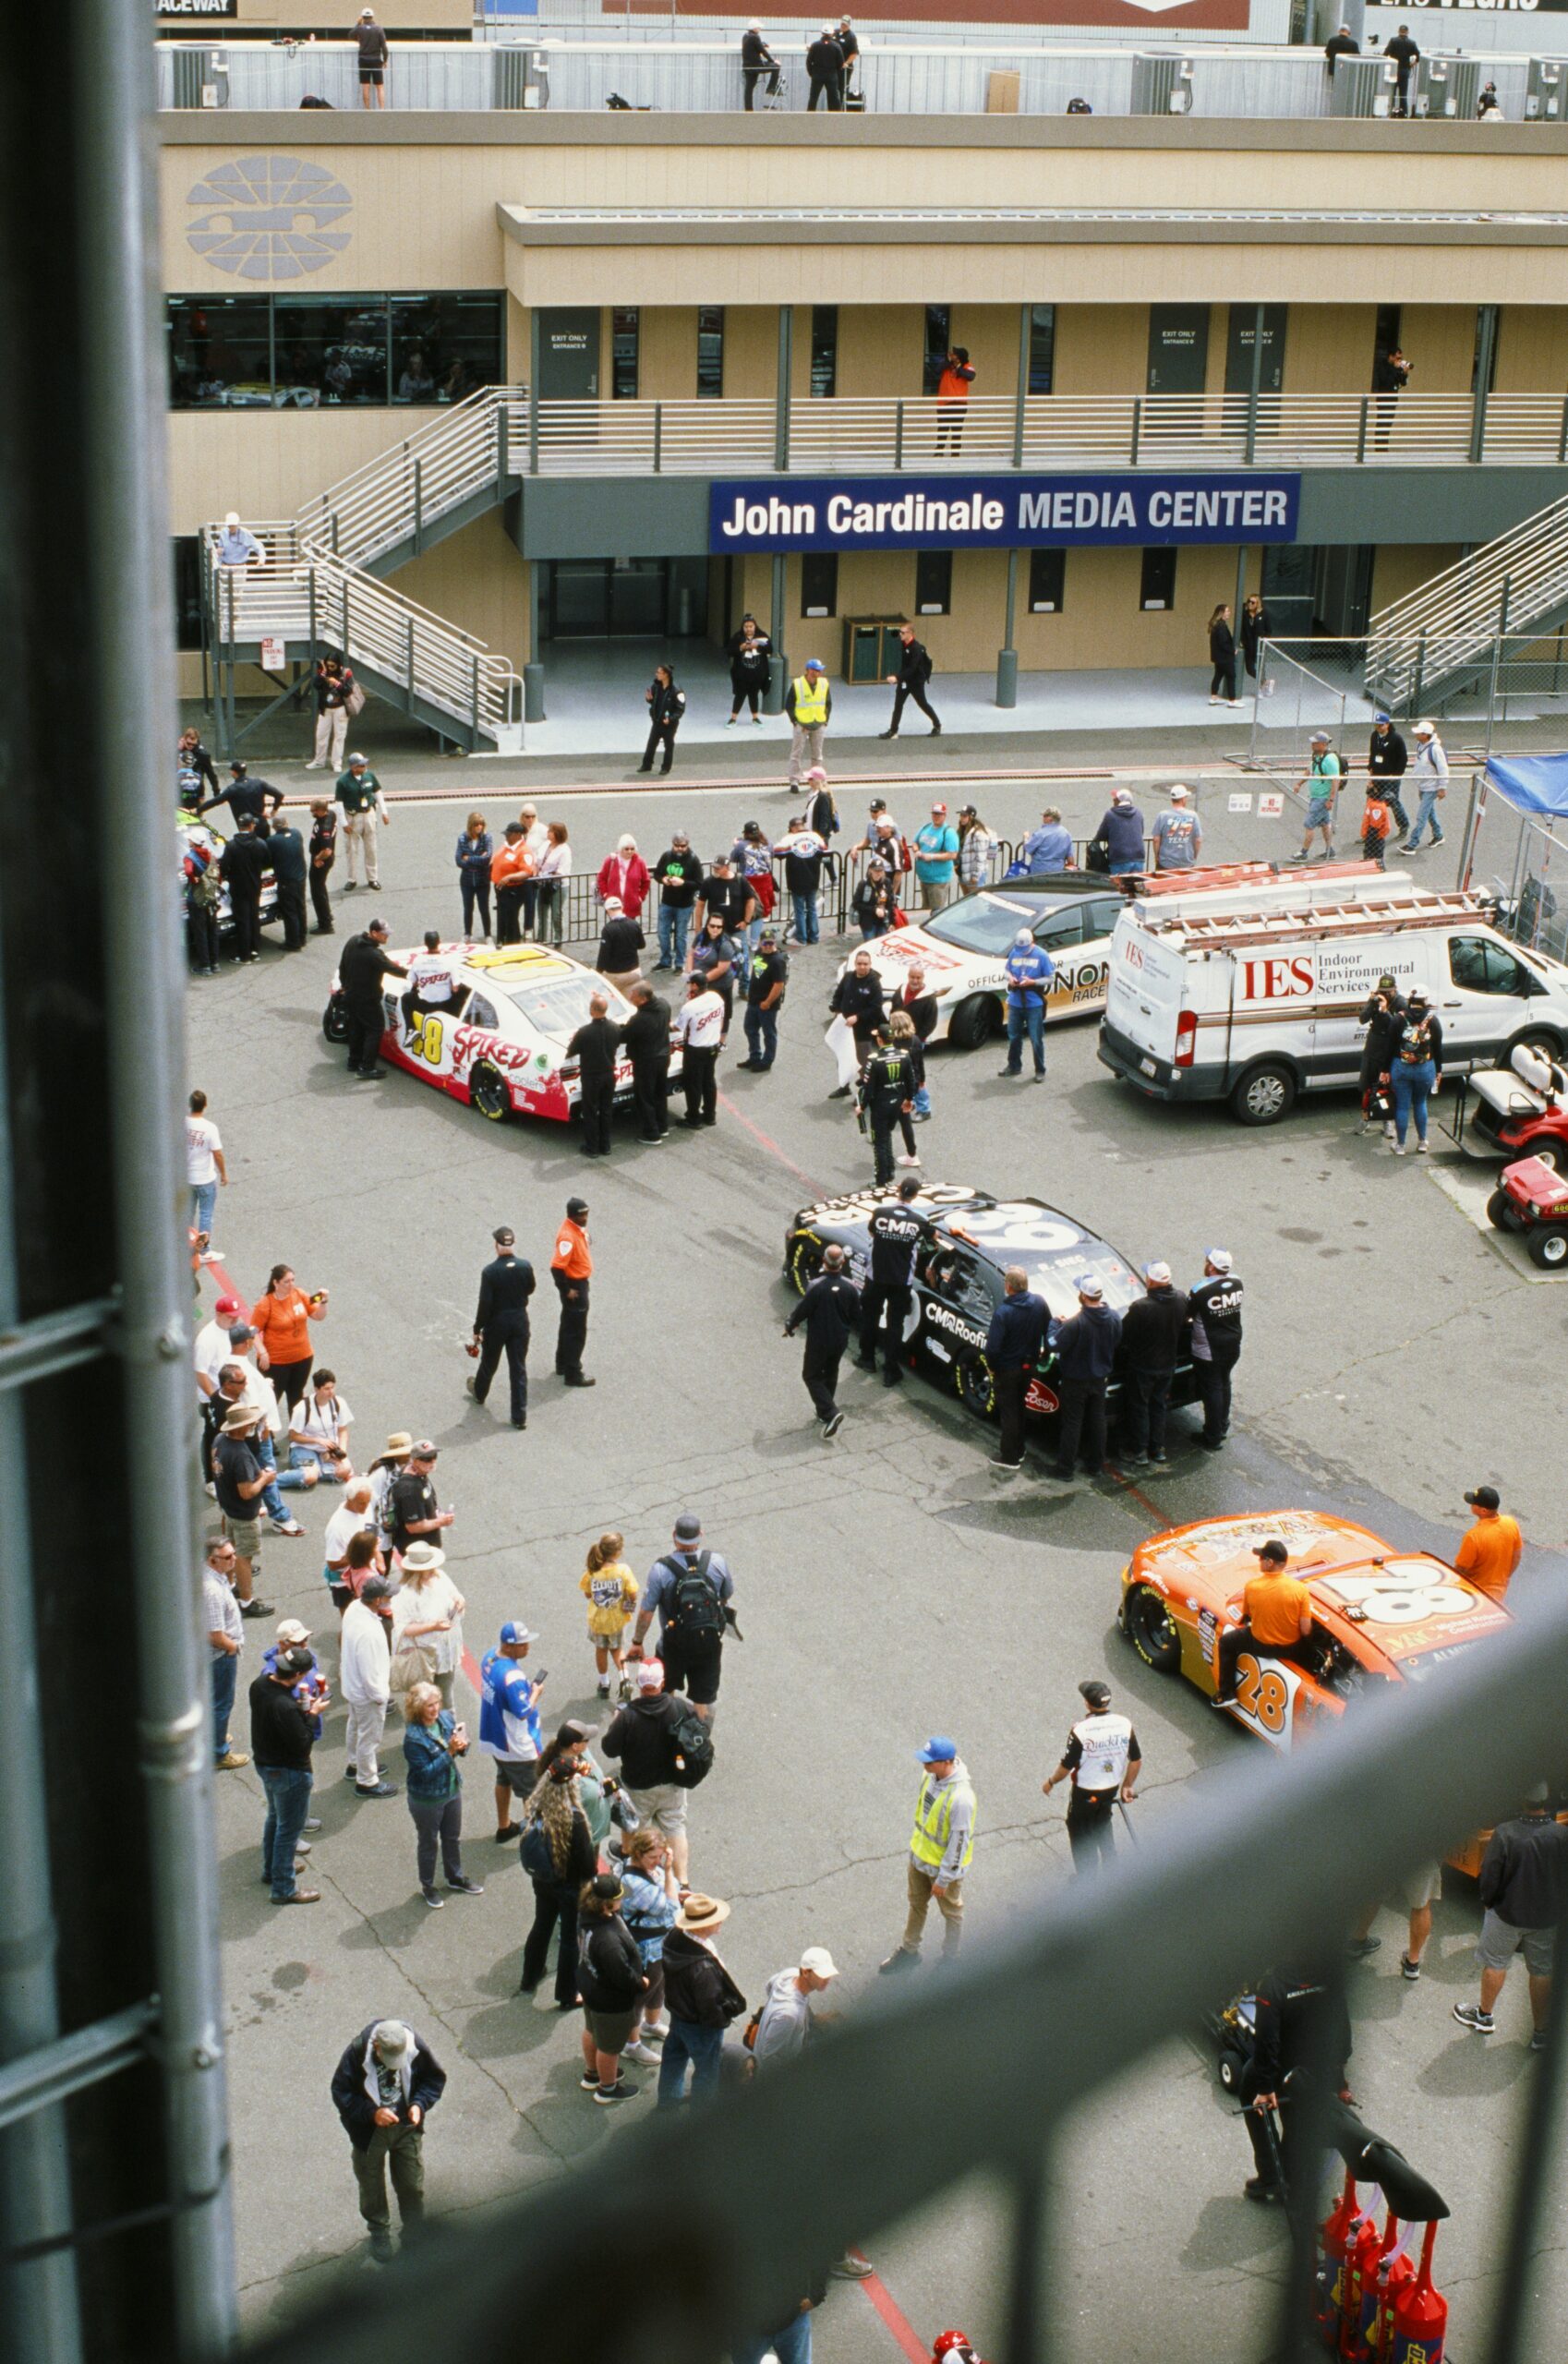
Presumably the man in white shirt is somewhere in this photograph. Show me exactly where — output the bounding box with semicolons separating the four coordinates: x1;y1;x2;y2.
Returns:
675;976;725;1128
216;512;264;566
341;1576;397;1797
194;1294;246;1400
517;802;549;939
324;1479;378;1589
401;930;465;1045
201;1534;248;1771
187;1090;227;1242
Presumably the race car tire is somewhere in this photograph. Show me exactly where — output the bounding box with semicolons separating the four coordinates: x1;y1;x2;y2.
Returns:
787;1234;824;1296
321;995;349;1046
1229;1060;1296;1128
1526;1224;1568;1271
947;994;998;1052
1486;1189;1513;1231
469;1063;511;1123
957;1353;995;1419
1124;1583;1181;1674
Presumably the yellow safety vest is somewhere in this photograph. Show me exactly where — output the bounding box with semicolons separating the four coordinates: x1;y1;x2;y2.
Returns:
910;1770;975;1874
791;675;828;727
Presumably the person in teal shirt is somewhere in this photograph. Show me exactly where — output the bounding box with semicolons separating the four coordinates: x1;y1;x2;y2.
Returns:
912;802;960;914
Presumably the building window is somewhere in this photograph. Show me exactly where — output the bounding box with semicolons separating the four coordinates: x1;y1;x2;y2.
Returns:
166;292;504;410
923;305;951;396
1029;549;1066;613
697;307;725;399
914;549;952;616
171;537;204;652
611;308;640;401
810;305;838;399
1140;549;1177;610
1028;304;1055;397
802;552;838;618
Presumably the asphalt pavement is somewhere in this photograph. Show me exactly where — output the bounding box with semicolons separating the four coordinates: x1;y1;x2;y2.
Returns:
191;752;1564;2360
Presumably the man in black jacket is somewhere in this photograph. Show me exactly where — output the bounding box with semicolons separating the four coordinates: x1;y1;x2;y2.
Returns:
1243;1967;1352;2203
1322;24;1358;75
199;759;282;838
881;623;942;740
1048;1276;1123;1482
1382;23;1419;115
858;1176;935;1383
267;814;308;950
619;980;672;1142
784;1243;861;1437
339;917;404;1079
250;1645;319;1902
740;27;780;111
983;1265;1048;1472
1117;1261;1188;1465
806;24;843;110
602;1658;692;1878
567;990;623;1161
1189;1248;1244;1451
657;1894;746;2106
1357;974;1406;1137
468;1223;535;1429
1454;1787;1568;2044
330;2018;446;2261
218;814;270;965
1367;715;1410;837
308;799;337;935
828;948;886;1097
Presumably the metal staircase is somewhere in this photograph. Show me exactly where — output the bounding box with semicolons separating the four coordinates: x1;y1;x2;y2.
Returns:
1364;488;1568;716
204;387;529;754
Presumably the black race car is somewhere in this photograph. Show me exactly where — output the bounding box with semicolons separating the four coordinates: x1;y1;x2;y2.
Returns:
783;1183;1200;1443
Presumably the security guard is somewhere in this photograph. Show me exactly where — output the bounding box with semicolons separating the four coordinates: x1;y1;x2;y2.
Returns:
786;658;831;789
881;1736;976;1972
338;917;405;1081
468;1224;536;1431
857;1025;917;1188
1042;1680;1140;1874
550;1197;594;1388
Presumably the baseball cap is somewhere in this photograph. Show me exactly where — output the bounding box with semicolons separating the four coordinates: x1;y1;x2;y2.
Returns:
1310;730;1330;745
493;1225;515;1246
410;1439;438;1459
500;1619;539;1646
604;895;624;913
566;1197;589;1220
673;1512;703;1543
898;1176;922;1201
800;1946;838;1979
370;2020;412;2058
348;751;367;765
1145;1260;1172;1285
918;1735;958;1763
1377;974;1397;992
931;801;947;815
1076;1274;1104;1300
1465;1486;1502;1512
760;923;778;941
276;1646;315;1677
805;657;825;670
1252;1539;1288;1566
1207;1248;1234;1272
360;1575;394;1602
214;1295;242;1319
1168;784;1189;802
635;1659;666;1690
1374;711;1392;725
275;1618;312;1646
1112;787;1131;803
1415;718;1436;736
1079;1680;1112;1709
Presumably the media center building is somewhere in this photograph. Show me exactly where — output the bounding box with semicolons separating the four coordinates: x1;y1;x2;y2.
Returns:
159;98;1568;715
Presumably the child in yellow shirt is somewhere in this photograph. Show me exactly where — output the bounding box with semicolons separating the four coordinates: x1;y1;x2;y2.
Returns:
580;1530;640;1699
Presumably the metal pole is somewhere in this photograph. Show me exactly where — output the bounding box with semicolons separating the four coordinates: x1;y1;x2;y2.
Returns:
893;399;904;473
413;454;423;554
496;395;509;497
1469;302;1498;465
1245;300;1264;465
524;559;545;725
1234;546;1248;682
528;307;540;476
1356;395;1369;466
1484;575;1511;763
1013;302;1029;469
995;549;1019;708
74;2;236;2354
767;552;788;717
653;400;662;476
1129;396;1141;466
775;303;792;473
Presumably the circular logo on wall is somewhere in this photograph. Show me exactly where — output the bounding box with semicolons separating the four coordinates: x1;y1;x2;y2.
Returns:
186;156;351;281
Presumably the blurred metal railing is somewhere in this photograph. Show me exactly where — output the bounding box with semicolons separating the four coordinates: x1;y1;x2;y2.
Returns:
1368;491;1568;714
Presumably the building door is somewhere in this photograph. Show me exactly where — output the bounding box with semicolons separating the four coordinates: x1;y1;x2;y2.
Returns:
536;308;600;402
540;559;709;641
1147;305;1210;395
1314;545;1375;640
1224;306;1287;396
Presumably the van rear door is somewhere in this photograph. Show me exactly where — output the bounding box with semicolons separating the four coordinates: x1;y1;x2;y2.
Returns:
1104;917;1188;1082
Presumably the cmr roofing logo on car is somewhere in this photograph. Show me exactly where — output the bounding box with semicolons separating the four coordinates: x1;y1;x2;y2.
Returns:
186;157;352;281
710;473;1301;553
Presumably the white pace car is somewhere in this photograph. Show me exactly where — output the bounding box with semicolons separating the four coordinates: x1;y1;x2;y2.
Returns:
845;878;1128;1048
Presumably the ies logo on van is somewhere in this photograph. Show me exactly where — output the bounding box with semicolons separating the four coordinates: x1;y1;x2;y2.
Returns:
1240;957;1314;1001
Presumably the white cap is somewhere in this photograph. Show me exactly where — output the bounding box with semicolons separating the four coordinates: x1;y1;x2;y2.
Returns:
800;1946;838;1978
635;1659;666;1691
1113;787;1131;803
604;896;623;914
1168;784;1189;802
1415;718;1436;736
1145;1260;1172;1285
1014;929;1034;947
370;2020;412;2057
1207;1248;1234;1273
224;511;240;527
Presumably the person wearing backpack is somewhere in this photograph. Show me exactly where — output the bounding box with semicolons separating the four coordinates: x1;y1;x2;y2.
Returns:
517;1758;597;2005
601;1659;694;1881
631;1514;736;1723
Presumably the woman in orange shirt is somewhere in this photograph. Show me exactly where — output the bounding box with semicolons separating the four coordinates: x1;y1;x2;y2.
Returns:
250;1263;328;1415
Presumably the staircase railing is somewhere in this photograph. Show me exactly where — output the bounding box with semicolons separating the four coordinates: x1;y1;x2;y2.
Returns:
1366;489;1568;709
297;386;529;571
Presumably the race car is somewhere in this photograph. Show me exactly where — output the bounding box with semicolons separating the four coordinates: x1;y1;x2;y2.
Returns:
783;1182;1200;1444
321;942;680;1125
178;811;279;940
843;879;1128;1049
1118;1509;1511;1866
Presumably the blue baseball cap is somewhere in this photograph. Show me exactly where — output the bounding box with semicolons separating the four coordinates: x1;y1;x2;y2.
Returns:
918;1735;958;1764
500;1620;539;1646
805;657;825;670
1374;711;1392;725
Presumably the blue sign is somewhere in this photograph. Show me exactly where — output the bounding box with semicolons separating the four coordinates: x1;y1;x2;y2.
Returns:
709;472;1300;554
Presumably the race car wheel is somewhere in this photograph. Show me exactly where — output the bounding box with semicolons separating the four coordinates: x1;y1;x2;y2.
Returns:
469;1064;511;1123
957;1354;995;1419
321;995;349;1046
1486;1189;1514;1231
1124;1584;1181;1674
947;993;997;1052
1526;1224;1568;1271
787;1234;824;1296
1230;1061;1296;1127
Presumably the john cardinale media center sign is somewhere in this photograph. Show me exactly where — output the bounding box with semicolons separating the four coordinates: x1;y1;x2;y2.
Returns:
709;472;1302;553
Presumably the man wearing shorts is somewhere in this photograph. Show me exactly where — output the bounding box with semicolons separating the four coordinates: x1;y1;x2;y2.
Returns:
601;1659;691;1882
357;10;390;107
1454;1787;1568;2045
631;1513;736;1725
1297;731;1342;862
477;1620;543;1844
1347;1859;1441;1980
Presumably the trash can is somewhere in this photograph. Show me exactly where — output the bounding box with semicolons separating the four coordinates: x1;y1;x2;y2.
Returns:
842;616;907;683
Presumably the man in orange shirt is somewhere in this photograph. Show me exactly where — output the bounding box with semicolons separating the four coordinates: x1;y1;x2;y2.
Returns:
1453;1486;1523;1601
550;1195;595;1389
935;346;975;457
490;823;533;947
1216;1538;1314;1705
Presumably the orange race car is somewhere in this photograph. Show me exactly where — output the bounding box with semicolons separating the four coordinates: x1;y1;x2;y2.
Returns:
1118;1510;1512;1872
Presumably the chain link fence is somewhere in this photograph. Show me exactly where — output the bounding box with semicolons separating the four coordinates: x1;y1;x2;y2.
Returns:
1252;633;1568;778
1461;784;1568;963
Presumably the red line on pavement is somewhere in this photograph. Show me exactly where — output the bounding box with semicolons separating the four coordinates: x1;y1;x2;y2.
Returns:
1104;1462;1180;1530
715;1090;827;1199
853;2260;931;2364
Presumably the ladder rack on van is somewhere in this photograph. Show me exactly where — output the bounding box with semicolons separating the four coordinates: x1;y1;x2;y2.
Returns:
1164;889;1484;954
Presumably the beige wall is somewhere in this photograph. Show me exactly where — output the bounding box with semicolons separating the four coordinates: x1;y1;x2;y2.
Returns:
1054;306;1146;399
168;407;413;530
1496;307;1568;393
1285;307;1376;393
1370;543;1464;613
1400;306;1478;393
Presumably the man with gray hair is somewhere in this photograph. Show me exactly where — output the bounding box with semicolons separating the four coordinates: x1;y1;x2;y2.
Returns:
783;1243;862;1439
331;2019;447;2261
1047;1274;1123;1484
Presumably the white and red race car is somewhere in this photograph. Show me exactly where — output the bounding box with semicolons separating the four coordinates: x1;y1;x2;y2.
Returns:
322;942;679;1125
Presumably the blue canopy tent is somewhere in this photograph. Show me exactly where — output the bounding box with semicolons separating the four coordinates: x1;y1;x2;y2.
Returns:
1483;754;1568;817
1474;754;1568;959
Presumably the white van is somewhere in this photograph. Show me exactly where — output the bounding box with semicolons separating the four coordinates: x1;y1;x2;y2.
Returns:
1099;872;1568;1125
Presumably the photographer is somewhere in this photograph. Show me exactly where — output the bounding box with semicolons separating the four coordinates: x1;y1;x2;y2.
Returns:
402;1683;485;1909
1357;973;1406;1140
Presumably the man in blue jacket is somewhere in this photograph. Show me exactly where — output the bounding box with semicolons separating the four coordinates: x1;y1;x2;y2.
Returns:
984;1265;1049;1472
1000;928;1055;1081
331;2018;446;2261
1094;789;1146;877
1048;1276;1124;1481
